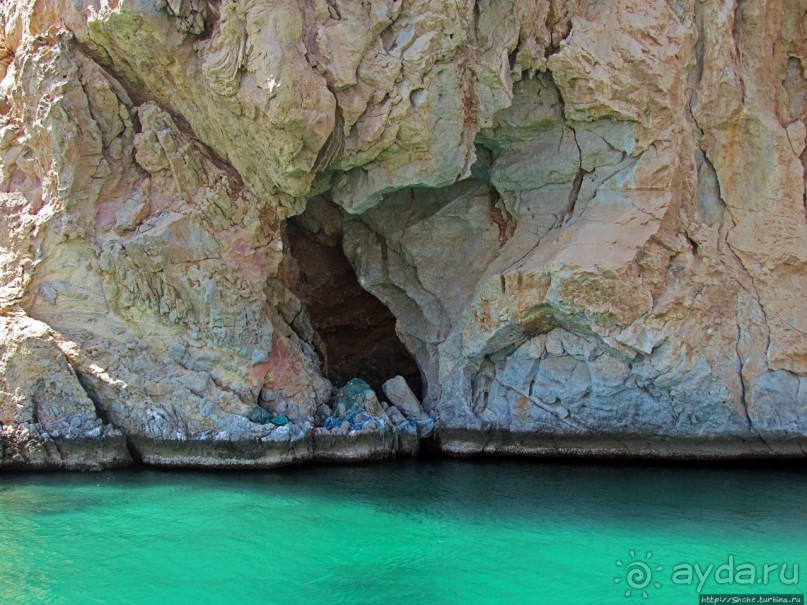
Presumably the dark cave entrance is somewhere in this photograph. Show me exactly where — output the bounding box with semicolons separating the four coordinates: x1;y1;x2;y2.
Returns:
284;203;423;398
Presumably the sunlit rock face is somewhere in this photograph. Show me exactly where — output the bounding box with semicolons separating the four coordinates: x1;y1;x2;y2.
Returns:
0;0;805;469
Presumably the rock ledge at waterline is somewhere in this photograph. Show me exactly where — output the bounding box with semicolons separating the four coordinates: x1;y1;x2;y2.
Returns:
1;0;806;470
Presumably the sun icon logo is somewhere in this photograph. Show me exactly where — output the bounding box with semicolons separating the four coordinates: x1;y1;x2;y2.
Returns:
614;550;663;599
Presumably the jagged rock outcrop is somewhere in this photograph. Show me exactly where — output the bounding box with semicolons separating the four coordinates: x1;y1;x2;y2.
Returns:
1;0;805;469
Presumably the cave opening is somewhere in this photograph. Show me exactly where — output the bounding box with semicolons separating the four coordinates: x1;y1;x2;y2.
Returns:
284;201;423;399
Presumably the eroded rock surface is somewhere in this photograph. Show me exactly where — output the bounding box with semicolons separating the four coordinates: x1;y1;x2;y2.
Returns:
1;0;805;468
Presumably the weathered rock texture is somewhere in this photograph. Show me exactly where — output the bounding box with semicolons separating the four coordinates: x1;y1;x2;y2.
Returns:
1;0;805;469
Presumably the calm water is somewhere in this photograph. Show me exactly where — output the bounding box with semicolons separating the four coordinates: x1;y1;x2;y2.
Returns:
0;459;805;604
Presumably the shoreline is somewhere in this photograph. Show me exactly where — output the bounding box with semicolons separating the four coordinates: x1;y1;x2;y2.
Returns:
3;426;805;472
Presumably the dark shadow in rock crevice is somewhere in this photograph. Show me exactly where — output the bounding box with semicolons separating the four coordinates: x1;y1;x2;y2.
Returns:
284;198;423;398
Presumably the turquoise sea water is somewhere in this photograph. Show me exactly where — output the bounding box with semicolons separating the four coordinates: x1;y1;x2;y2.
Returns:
0;459;805;604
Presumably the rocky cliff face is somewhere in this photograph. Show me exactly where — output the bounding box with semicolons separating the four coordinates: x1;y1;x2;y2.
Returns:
1;0;805;469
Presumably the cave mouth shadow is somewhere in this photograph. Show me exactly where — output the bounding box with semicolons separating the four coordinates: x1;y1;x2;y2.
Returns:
284;211;423;399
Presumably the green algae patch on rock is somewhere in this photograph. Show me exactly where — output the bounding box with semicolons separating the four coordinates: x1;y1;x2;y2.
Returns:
332;379;374;413
246;407;274;425
270;415;290;426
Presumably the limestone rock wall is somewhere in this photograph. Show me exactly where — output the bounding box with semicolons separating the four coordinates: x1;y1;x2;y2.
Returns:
0;0;805;468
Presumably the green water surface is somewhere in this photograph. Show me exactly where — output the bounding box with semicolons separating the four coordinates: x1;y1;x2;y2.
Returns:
1;459;805;604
